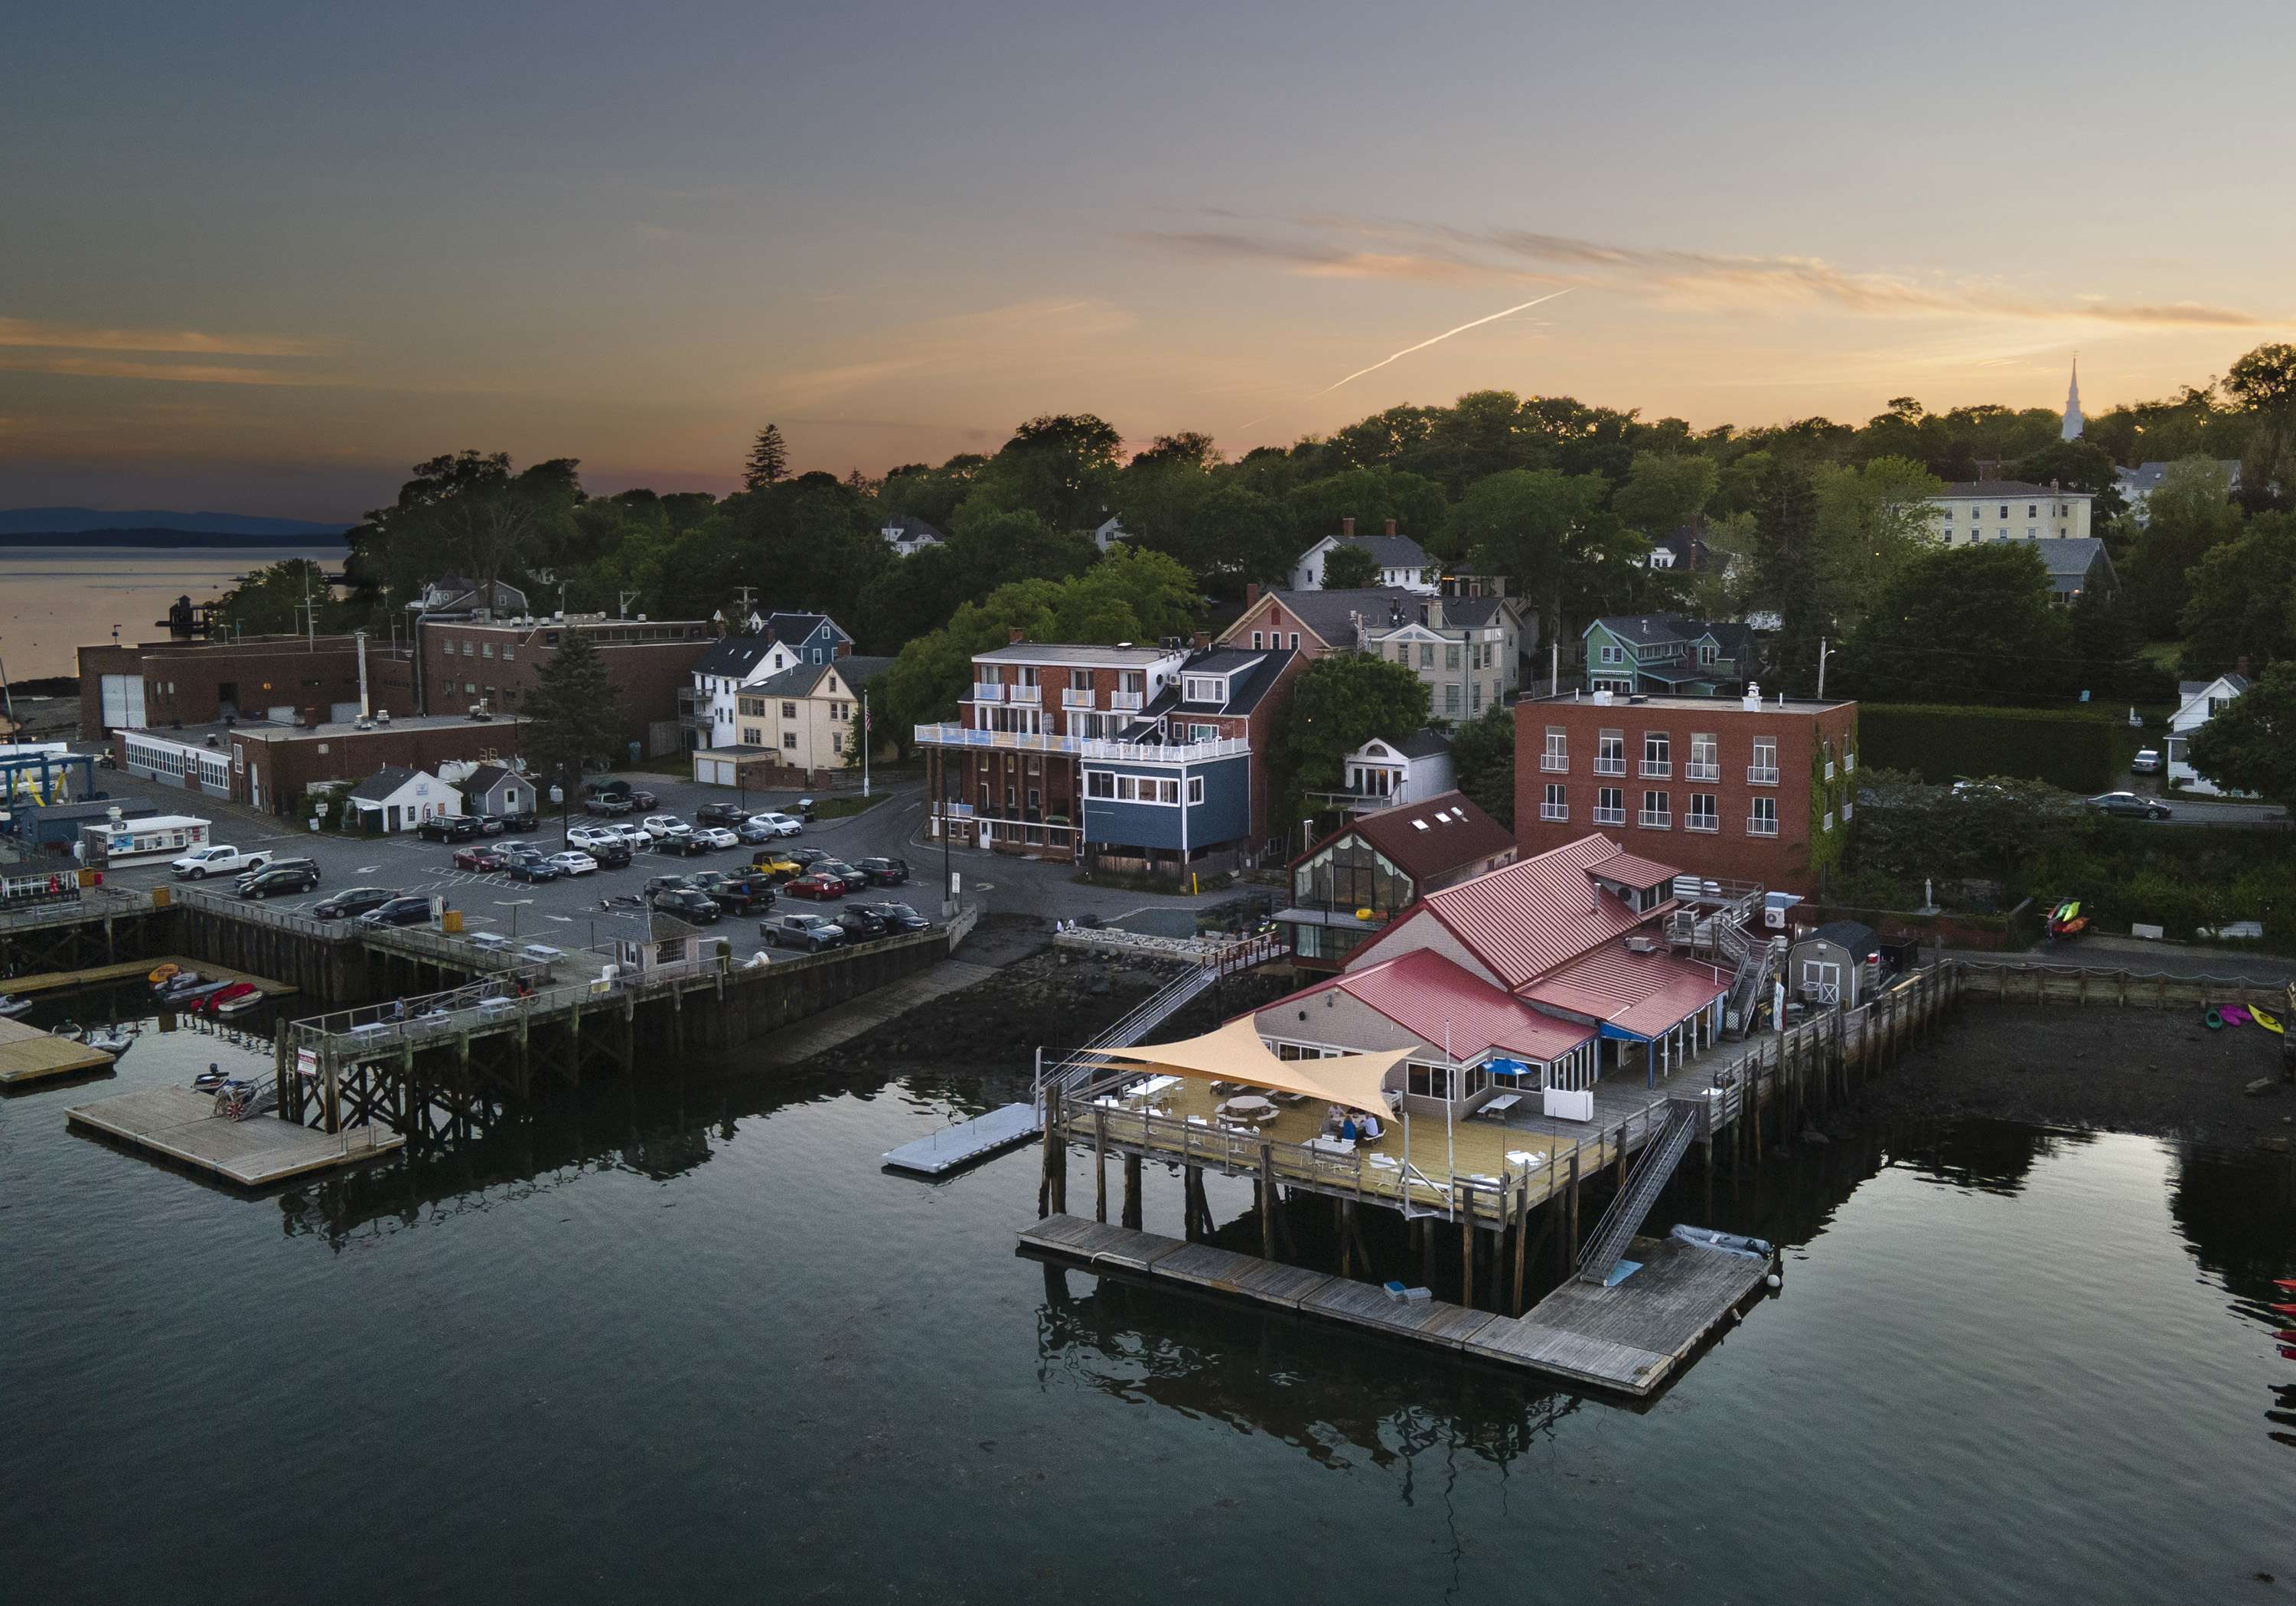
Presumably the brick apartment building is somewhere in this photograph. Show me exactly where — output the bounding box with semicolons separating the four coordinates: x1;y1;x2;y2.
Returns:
116;712;530;818
79;634;418;737
1512;688;1859;894
415;615;714;756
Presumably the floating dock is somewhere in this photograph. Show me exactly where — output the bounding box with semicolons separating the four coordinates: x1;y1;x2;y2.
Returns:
1018;1214;1771;1397
66;1086;403;1187
885;1102;1042;1176
0;1017;116;1086
3;956;299;999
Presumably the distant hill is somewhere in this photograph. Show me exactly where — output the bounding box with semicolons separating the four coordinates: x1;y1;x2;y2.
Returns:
0;507;352;538
0;527;351;550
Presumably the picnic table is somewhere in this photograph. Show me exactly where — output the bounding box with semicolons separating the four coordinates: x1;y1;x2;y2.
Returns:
1303;1134;1359;1159
1473;1092;1522;1121
1218;1095;1277;1126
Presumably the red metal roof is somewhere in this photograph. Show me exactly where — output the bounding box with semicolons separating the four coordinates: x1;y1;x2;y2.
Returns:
1520;945;1727;1040
1347;833;1675;990
1336;949;1595;1064
1584;848;1678;888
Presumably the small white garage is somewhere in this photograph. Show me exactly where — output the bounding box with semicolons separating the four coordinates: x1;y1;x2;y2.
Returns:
346;766;461;834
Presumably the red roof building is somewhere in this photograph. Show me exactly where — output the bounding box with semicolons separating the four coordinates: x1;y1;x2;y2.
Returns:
1280;789;1516;972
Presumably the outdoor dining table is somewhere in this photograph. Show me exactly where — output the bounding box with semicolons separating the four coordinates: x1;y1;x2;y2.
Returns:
1218;1095;1277;1126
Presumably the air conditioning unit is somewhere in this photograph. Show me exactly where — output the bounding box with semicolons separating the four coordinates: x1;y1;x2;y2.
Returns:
1623;935;1658;955
468;704;492;720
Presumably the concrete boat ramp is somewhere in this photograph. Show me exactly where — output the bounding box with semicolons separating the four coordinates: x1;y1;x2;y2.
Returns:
1019;1214;1772;1398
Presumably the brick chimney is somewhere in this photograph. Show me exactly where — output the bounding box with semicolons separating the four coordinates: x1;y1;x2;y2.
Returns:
1007;626;1025;645
1384;517;1397;536
1341;516;1355;537
1194;630;1212;651
2237;654;2252;680
1244;581;1260;608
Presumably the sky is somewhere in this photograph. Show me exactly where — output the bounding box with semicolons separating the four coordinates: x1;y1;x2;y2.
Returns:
4;0;2294;520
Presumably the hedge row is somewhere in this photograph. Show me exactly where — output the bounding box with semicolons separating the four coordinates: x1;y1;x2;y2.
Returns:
1860;703;2115;793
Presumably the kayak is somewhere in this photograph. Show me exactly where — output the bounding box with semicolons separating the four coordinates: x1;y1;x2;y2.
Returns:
2220;1005;2251;1027
2253;1007;2286;1036
2271;1302;2296;1315
214;987;268;1017
148;962;181;986
197;982;259;1016
2280;1279;2296;1292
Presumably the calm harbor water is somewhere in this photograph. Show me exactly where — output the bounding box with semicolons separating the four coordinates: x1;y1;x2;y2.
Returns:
3;984;2291;1603
0;546;345;679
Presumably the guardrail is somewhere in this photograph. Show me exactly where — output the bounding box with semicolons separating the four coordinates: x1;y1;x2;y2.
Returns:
172;884;356;942
911;724;1252;763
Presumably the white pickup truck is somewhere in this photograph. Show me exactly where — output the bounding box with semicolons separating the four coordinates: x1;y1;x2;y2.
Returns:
170;844;273;880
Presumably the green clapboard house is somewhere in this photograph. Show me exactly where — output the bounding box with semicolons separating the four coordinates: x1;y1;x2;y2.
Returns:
1582;615;1756;696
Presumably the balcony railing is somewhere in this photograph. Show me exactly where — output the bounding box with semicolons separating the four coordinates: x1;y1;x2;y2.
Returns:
1747;813;1779;837
1641;759;1671;779
972;682;1006;703
1746;765;1780;786
1539;802;1568;821
1540;755;1568;773
1593;756;1626;776
1685;761;1720;781
1638;808;1671;829
914;723;1251;763
1009;684;1042;706
1061;688;1096;710
1684;811;1719;833
1108;690;1145;713
1592;805;1626;826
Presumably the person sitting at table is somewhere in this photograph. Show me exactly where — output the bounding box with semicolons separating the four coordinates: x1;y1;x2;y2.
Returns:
1340;1114;1358;1142
1358;1111;1382;1142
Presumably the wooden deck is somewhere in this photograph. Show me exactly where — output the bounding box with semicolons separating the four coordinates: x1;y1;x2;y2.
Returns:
0;1016;116;1085
5;955;298;999
65;1086;403;1187
1018;1215;1770;1397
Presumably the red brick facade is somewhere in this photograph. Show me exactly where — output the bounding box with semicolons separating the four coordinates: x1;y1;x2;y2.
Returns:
417;617;711;753
1512;693;1859;894
78;635;419;737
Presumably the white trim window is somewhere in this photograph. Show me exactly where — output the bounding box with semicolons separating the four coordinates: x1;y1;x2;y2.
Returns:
1542;728;1567;772
1594;786;1626;826
1749;736;1779;786
1595;730;1626;775
1641;731;1670;779
1749;797;1779;836
1688;731;1719;782
1541;783;1567;821
1639;790;1671;829
1187;775;1205;805
1687;793;1718;832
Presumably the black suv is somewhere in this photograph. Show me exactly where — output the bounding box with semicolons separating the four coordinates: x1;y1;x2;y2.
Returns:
314;886;397;920
239;863;320;899
851;857;910;887
835;906;889;941
357;895;437;928
863;901;931;932
584;837;633;869
693;801;748;827
651;886;721;923
416;815;481;842
690;871;775;912
237;855;318;892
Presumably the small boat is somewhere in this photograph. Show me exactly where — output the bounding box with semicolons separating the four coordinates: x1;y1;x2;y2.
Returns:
197;982;259;1016
192;1065;230;1089
2220;1005;2252;1027
2280;1279;2296;1292
148;962;181;986
2276;1329;2296;1344
0;994;34;1019
2270;1302;2296;1315
1671;1224;1776;1261
2048;899;2088;941
154;970;207;997
2204;1009;2225;1031
2252;1007;2285;1036
214;987;268;1018
163;979;233;1004
50;1020;86;1042
86;1027;135;1056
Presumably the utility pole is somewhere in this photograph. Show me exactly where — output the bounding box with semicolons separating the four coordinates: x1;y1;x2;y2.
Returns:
0;639;16;733
1816;636;1830;700
861;688;871;798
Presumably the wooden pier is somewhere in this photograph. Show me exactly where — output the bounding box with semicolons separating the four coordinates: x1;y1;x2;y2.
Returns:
0;1016;116;1086
2;955;299;1000
1018;1214;1771;1397
66;1086;403;1187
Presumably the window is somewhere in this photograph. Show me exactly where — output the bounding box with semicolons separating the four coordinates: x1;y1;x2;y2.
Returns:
481;641;494;659
1600;643;1625;664
1288;632;1300;651
1749;737;1779;785
1749;797;1779;836
465;681;476;695
1822;808;1834;831
461;641;475;657
1252;632;1264;650
1087;771;1114;799
1688;732;1719;780
1998;504;2009;519
782;733;797;750
1641;731;1670;778
2027;504;2038;518
741;726;761;745
1070;668;1092;692
1594;787;1626;826
1443;684;1460;715
502;645;515;661
1471;680;1483;712
1688;793;1717;832
781;702;797;719
1419;643;1434;668
1183;675;1224;703
1639;790;1671;829
1541;783;1567;821
1188;723;1218;743
1541;729;1567;772
2026;527;2037;540
1444;644;1460;670
1188;775;1205;805
1841;800;1854;821
1596;730;1626;775
832;733;844;754
1844;750;1856;773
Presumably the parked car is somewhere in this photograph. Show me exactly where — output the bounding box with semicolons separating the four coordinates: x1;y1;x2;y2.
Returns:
657;834;710;858
471;813;509;835
589;781;658;810
644;874;696;898
745;811;803;838
2130;749;2163;775
497;808;540;831
546;850;599;876
784;847;830;869
585;795;633;816
693;827;739;850
236;856;317;892
750;854;804;881
314;886;398;920
693;801;748;827
814;860;866;889
171;844;271;880
416;814;480;842
762;912;843;952
651;886;722;923
784;872;846;901
864;901;931;932
835;906;889;941
357;895;437;929
851;856;910;887
585;837;633;869
453;844;510;872
566;825;618;851
641;814;691;841
2087;792;2173;821
735;819;779;844
239;863;320;899
690;871;775;912
504;854;562;883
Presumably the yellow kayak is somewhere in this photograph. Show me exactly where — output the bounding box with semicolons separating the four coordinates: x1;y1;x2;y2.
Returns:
2253;1007;2285;1036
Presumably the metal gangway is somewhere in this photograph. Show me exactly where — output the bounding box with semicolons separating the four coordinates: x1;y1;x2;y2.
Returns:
1574;1097;1704;1284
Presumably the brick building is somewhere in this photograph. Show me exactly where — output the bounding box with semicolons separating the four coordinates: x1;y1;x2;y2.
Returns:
414;615;713;756
1512;688;1859;894
78;634;418;738
116;712;530;818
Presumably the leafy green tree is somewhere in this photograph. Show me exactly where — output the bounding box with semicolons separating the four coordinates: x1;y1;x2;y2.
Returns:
2177;511;2296;678
953;414;1123;532
1837;542;2071;705
742;424;789;490
521;625;623;837
2124;458;2244;637
880;454;985;528
2186;661;2296;810
2069;589;2153;703
1319;543;1381;589
350;451;579;607
1610;452;1717;537
2005;439;2125;520
1184;484;1295;593
1446;703;1515;828
2225;342;2296;513
1746;459;1826;692
1272;653;1431;826
1286;468;1447;554
1443;468;1621;642
1809;455;1943;633
212;559;340;637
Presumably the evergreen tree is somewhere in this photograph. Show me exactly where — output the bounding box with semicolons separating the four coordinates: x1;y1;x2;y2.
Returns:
522;627;623;837
742;424;789;491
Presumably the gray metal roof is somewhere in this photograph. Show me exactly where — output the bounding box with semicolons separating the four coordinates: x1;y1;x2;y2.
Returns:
692;636;775;678
1312;533;1433;567
1394;728;1453;759
1589;614;1711;648
347;765;422;802
974;642;1179;667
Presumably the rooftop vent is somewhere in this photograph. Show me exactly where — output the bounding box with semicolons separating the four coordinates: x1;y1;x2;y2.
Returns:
1623;935;1658;955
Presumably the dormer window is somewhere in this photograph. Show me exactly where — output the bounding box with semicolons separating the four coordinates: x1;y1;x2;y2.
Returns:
1183;674;1226;704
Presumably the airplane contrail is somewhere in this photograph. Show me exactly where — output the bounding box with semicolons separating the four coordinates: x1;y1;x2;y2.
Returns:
1239;286;1576;428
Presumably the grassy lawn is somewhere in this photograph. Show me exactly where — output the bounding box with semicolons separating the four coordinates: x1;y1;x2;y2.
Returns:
812;793;888;821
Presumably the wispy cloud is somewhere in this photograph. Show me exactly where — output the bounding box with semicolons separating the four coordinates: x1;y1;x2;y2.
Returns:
0;316;337;357
0;352;342;387
771;298;1139;406
1144;217;2265;329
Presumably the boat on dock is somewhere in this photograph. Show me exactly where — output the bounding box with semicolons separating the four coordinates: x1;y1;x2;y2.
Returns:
1670;1224;1775;1262
196;982;260;1017
0;994;33;1019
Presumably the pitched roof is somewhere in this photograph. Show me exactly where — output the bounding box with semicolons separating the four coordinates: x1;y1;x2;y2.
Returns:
692;635;776;678
2030;536;2110;581
1314;532;1433;568
1252;587;1424;648
1936;479;2091;499
1349;833;1676;990
834;654;895;690
1440;595;1508;630
1345;791;1515;883
1394;729;1452;759
1804;919;1879;956
1585;848;1679;889
1589;613;1711;648
881;514;945;540
755;654;900;700
1519;945;1728;1040
765;611;847;644
1297;949;1595;1064
1146;646;1296;719
2117;460;2241;495
461;763;514;796
347;765;421;802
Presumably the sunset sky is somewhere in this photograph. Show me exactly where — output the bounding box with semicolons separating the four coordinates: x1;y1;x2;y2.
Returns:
5;0;2292;519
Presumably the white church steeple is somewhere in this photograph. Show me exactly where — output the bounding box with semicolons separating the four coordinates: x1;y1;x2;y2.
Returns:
2062;356;2083;441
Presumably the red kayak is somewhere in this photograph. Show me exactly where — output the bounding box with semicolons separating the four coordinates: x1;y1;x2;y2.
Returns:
2272;1303;2296;1316
2278;1330;2296;1344
2279;1280;2296;1291
2283;1346;2296;1362
197;981;259;1016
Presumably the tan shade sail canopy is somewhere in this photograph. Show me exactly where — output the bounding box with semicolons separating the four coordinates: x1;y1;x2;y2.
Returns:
1096;1015;1407;1120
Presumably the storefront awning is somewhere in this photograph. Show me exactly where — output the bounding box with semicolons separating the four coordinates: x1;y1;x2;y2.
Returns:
1094;1015;1406;1119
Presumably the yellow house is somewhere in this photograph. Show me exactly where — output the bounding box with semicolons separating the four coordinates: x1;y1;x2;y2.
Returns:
735;655;895;775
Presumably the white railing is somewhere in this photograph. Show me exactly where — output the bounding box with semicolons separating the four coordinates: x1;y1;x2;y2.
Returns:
1686;761;1720;781
1061;688;1095;710
1108;690;1144;712
972;682;1005;703
1008;684;1042;706
1593;805;1626;826
1638;808;1671;829
1747;765;1779;785
1593;755;1626;775
1641;759;1671;779
1684;811;1719;833
1540;755;1568;772
913;724;1251;762
1539;802;1568;821
1747;813;1779;837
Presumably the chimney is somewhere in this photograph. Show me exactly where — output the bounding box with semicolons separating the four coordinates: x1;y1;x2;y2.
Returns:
1742;681;1761;711
1384;517;1397;537
355;629;370;720
1008;626;1026;645
1245;582;1261;608
1194;631;1211;651
1341;516;1355;537
2236;654;2252;680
